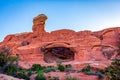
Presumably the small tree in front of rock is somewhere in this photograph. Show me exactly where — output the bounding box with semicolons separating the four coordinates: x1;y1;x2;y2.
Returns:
103;59;120;80
0;47;19;75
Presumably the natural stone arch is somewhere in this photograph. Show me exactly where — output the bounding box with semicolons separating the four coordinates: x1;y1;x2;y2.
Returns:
41;42;75;63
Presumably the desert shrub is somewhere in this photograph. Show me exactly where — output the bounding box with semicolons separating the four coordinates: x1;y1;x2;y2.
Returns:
81;64;91;72
0;47;31;79
30;64;42;71
47;66;55;68
5;64;18;75
81;64;104;79
56;60;65;72
0;53;7;67
8;56;18;62
41;66;47;71
27;69;34;76
112;59;120;65
35;71;46;80
103;59;120;80
0;47;11;67
65;64;72;68
16;69;30;80
0;47;19;74
65;76;79;80
58;64;65;72
0;47;18;65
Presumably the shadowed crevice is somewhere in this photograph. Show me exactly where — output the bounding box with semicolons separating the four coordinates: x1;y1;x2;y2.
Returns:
42;47;75;63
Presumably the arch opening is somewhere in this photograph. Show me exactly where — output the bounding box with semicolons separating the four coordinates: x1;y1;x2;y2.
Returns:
43;47;75;63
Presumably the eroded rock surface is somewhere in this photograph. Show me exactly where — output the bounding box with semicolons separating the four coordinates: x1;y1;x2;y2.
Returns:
0;14;120;70
0;74;23;80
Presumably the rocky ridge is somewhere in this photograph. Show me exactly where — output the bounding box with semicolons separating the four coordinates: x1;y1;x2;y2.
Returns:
0;14;120;70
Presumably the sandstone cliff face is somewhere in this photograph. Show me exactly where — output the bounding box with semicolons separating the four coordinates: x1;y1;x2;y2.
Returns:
0;14;120;69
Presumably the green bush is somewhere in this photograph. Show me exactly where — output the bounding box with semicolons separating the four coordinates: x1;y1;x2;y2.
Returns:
35;71;46;80
65;64;72;68
27;69;33;76
41;66;47;71
0;54;7;67
5;64;18;75
81;64;104;79
16;69;30;80
47;66;54;68
30;64;47;72
8;56;18;62
30;64;42;71
0;47;11;67
81;64;91;72
0;47;19;74
58;64;65;72
0;47;31;80
103;59;120;80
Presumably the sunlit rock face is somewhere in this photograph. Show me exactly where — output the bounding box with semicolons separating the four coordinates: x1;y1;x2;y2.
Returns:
32;14;48;35
0;14;120;69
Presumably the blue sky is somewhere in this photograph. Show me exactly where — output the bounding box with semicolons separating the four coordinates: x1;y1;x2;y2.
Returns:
0;0;120;41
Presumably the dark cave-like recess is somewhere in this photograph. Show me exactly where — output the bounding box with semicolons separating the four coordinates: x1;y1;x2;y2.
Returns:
43;47;75;63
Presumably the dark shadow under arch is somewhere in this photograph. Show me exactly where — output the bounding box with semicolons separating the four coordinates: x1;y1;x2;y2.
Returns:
43;47;75;63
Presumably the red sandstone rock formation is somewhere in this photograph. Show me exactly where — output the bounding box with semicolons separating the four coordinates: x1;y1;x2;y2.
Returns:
0;74;23;80
32;14;47;35
0;14;120;70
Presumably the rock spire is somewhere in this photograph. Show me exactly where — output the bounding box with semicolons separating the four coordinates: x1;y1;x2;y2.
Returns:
32;14;48;35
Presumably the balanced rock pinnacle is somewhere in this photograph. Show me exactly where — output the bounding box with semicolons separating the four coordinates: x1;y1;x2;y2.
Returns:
32;14;48;35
